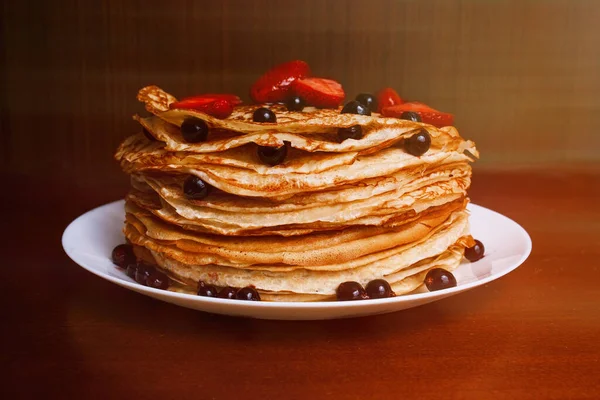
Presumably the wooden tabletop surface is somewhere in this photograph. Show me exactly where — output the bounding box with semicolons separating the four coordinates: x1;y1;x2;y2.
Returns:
2;169;599;399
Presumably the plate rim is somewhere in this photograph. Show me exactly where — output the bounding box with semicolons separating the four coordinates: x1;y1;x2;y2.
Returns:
62;200;532;310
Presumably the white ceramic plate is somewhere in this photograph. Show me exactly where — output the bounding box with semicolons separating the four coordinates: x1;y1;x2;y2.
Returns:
62;201;531;320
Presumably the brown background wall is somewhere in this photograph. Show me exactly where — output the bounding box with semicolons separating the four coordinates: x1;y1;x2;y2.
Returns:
2;0;599;190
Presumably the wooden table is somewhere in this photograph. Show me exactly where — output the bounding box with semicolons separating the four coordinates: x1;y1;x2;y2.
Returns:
3;169;599;399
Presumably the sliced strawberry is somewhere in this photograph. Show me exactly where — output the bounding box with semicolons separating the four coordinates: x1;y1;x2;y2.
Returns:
376;87;404;113
170;97;234;119
192;93;242;106
292;78;345;109
382;102;454;127
170;96;215;110
250;60;311;103
170;93;242;109
203;99;234;119
395;101;433;111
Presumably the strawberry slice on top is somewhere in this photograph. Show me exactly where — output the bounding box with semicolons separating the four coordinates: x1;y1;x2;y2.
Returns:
189;93;243;106
170;94;238;119
292;78;345;109
376;87;404;113
170;93;242;107
250;60;311;103
382;102;454;127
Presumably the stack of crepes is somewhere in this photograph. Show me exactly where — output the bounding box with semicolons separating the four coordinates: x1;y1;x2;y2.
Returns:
115;86;479;301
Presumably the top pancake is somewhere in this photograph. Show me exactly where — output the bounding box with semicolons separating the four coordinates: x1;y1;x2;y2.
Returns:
136;86;479;156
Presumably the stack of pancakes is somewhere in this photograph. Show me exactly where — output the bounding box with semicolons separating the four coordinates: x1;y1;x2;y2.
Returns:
115;86;478;301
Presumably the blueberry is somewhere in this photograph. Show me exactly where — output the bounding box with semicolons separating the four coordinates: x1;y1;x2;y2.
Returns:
217;287;238;299
365;279;395;299
257;144;287;166
400;111;421;122
146;271;170;290
424;268;457;291
181;117;209;143
183;176;210;200
341;100;371;116
197;281;218;297
337;125;363;142
465;240;485;262
111;244;136;268
404;129;431;156
355;93;377;112
236;287;261;301
253;107;277;123
285;96;306;112
336;281;368;301
134;263;156;286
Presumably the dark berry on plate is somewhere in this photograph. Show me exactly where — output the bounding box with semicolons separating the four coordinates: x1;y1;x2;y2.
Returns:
126;264;138;279
257;144;287;166
341;100;371;116
365;279;396;299
465;239;485;262
400;111;421;122
183;175;210;200
142;127;156;141
135;263;156;286
338;125;363;142
111;244;136;268
180;117;209;143
355;93;377;112
253;107;277;123
217;287;238;299
336;281;368;301
197;281;218;297
146;271;170;290
285;96;306;111
424;268;457;291
404;129;431;156
236;286;261;301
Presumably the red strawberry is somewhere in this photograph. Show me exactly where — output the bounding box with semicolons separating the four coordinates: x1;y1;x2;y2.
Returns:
170;93;242;109
382;102;454;127
292;78;345;109
250;60;311;103
194;94;242;106
202;99;234;119
170;96;234;119
394;101;432;111
376;87;404;113
170;96;214;110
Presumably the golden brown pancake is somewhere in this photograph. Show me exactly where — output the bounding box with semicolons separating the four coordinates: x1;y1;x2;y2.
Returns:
113;85;479;301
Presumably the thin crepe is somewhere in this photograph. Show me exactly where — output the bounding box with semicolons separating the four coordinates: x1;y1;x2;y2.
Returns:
125;210;471;295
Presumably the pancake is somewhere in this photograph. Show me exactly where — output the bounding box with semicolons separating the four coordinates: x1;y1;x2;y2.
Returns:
135;112;474;156
144;244;465;302
124;164;470;234
116;134;474;198
113;85;479;301
126;210;471;296
124;200;467;268
137;86;478;157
